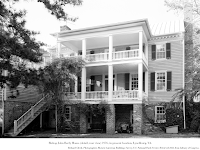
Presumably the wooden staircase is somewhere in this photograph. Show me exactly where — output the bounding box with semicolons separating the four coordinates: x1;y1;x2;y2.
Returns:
5;94;50;137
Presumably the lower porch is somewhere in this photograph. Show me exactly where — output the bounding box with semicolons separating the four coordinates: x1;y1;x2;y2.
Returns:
80;104;143;134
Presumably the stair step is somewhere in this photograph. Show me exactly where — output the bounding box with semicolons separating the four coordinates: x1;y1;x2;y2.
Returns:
6;99;48;137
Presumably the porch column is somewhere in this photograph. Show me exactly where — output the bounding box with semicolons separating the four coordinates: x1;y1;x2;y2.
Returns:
82;39;86;59
139;31;143;59
57;42;61;58
109;35;113;61
145;71;148;96
81;67;86;101
138;63;143;100
145;42;148;64
106;104;115;134
133;104;143;135
108;64;113;101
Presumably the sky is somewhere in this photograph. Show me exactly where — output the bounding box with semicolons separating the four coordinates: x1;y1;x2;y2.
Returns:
14;0;182;48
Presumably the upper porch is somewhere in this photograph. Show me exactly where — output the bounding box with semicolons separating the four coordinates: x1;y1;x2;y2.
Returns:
55;25;149;67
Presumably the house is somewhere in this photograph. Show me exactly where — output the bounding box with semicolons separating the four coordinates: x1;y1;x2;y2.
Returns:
1;19;185;136
49;19;185;134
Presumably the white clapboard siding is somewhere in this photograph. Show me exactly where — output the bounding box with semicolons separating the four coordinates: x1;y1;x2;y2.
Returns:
148;41;183;102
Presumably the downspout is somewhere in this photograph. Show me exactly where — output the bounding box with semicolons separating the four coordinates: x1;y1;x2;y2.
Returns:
182;35;186;129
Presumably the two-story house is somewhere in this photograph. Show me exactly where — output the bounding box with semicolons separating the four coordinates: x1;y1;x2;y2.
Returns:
49;19;185;134
2;18;185;136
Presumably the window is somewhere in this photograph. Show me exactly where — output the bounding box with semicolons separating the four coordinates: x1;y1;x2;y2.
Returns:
150;71;172;91
131;74;138;90
156;72;166;91
156;44;165;59
155;106;166;123
65;106;71;121
152;43;171;60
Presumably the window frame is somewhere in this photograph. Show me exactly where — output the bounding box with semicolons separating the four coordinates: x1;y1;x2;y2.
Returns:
155;106;166;123
130;74;138;90
155;71;167;91
153;43;169;61
65;106;71;121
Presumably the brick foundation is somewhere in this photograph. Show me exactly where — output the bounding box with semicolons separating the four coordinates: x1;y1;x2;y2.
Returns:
133;104;143;135
4;101;34;132
106;104;115;134
80;113;87;133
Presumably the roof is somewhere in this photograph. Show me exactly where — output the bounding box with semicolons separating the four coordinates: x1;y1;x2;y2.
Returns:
51;19;185;40
52;19;152;39
149;20;185;36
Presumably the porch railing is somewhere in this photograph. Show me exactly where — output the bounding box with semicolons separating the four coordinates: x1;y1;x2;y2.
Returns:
85;91;108;100
86;53;109;62
66;90;139;101
113;90;138;99
66;92;81;100
112;49;139;60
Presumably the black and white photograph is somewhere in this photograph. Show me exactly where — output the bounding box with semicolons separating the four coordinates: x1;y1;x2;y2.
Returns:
0;0;200;149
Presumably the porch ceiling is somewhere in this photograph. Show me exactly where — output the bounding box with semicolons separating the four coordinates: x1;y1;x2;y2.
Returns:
61;33;139;50
86;63;146;76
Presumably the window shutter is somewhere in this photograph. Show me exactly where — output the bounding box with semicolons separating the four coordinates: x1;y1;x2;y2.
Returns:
150;72;155;91
166;43;171;59
78;51;82;55
90;76;95;91
152;45;156;60
90;51;94;54
125;73;129;90
143;72;145;92
167;71;172;91
78;77;81;92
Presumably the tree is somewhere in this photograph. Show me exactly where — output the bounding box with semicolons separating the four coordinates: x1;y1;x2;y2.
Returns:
36;57;84;132
164;0;200;100
165;0;200;131
0;0;82;89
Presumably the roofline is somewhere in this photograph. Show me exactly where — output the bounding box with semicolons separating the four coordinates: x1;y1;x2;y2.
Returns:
51;19;153;38
152;31;185;38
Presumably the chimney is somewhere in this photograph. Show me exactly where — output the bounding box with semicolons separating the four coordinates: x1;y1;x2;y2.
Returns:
60;25;71;31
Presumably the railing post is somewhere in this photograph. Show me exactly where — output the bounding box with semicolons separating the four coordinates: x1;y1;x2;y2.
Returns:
14;120;17;135
31;106;34;118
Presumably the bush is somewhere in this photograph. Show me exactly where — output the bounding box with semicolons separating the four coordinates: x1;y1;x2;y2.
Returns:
166;108;184;131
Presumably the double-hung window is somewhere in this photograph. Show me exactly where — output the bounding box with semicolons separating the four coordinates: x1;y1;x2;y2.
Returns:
156;45;165;59
155;106;166;123
150;71;172;91
65;106;71;121
152;43;171;60
156;72;166;91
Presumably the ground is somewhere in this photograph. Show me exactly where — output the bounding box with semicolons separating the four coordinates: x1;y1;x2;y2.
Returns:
14;130;200;138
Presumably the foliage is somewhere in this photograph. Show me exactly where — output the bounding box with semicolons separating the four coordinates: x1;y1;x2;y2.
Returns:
165;0;200;19
0;0;82;89
37;57;84;104
164;0;200;103
76;101;110;117
143;103;184;132
165;108;184;130
184;101;200;132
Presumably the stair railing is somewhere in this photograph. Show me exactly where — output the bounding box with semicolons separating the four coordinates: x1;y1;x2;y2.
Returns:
14;94;50;135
